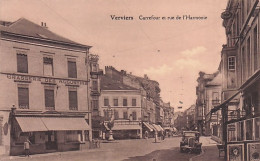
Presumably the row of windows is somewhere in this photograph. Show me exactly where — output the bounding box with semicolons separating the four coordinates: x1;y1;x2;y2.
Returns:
104;110;138;120
18;87;78;110
17;53;78;78
104;98;137;107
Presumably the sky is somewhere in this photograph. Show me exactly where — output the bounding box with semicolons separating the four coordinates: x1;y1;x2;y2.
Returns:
0;0;228;111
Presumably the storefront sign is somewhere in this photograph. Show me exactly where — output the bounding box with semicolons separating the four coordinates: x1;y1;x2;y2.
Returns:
6;74;88;85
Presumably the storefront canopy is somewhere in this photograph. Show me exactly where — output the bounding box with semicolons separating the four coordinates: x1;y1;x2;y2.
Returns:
143;122;154;132
112;124;142;131
16;117;90;132
152;124;163;132
16;117;48;132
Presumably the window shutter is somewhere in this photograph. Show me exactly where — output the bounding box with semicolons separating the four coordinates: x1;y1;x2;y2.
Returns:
17;54;28;73
18;87;29;109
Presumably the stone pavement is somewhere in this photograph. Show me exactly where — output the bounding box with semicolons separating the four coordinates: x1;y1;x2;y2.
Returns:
190;137;225;161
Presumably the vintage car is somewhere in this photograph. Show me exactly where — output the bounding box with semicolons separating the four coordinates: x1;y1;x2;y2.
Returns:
180;131;202;153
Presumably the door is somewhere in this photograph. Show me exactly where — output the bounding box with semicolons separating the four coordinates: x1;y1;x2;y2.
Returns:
45;131;57;150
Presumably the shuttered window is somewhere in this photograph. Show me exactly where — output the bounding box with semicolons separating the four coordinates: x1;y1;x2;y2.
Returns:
18;87;29;109
17;54;28;73
132;98;136;106
43;57;53;76
45;89;55;110
68;61;77;78
132;111;137;120
69;91;78;110
114;110;119;120
123;111;128;119
123;98;127;106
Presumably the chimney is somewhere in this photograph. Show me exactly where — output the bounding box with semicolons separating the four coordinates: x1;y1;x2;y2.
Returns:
41;22;48;29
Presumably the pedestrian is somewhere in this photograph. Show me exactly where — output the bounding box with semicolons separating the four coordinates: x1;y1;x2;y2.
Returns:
24;137;31;157
145;131;148;139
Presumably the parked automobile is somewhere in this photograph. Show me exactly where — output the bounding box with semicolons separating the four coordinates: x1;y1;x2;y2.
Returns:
180;131;202;154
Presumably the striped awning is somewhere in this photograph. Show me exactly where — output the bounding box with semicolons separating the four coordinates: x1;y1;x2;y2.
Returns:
143;122;154;132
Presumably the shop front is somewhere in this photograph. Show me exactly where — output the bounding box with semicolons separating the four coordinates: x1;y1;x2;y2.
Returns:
10;116;90;156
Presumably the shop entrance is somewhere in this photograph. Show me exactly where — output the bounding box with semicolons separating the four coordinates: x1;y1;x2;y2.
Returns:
45;131;57;150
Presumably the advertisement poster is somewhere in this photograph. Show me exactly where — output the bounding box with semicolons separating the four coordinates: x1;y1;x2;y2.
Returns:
227;144;244;161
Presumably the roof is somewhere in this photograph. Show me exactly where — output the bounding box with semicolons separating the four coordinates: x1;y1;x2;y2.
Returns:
0;18;90;48
206;73;221;86
101;75;139;90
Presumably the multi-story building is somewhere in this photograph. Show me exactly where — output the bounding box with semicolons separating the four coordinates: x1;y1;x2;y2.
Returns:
89;54;103;138
211;0;260;160
204;72;222;137
100;74;142;139
195;71;216;135
0;18;92;155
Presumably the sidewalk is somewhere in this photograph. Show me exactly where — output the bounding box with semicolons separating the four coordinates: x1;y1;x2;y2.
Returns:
190;137;225;161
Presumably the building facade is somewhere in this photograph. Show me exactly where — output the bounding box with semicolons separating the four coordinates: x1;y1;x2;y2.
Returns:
100;75;142;139
0;18;92;155
211;0;260;160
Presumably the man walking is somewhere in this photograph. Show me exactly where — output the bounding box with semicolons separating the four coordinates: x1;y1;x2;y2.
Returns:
24;138;31;157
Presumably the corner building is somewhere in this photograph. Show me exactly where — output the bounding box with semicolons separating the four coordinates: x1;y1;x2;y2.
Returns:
0;18;92;155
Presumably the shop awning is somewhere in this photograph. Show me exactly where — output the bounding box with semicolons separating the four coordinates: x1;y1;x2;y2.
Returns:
41;117;90;131
158;125;164;131
152;124;162;132
143;122;154;132
16;117;48;132
112;124;142;130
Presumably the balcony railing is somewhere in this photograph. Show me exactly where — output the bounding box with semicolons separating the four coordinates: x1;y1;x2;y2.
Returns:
212;99;220;106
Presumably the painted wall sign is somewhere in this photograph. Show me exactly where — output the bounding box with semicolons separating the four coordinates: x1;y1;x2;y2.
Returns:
6;74;88;85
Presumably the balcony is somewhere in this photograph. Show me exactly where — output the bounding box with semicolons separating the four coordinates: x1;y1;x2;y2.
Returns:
92;110;100;117
90;70;103;76
212;99;220;106
91;90;100;96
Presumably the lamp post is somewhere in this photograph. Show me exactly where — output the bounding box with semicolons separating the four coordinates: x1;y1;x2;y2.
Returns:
106;105;114;141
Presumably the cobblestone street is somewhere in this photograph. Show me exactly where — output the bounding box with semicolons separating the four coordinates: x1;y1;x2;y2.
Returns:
1;137;220;161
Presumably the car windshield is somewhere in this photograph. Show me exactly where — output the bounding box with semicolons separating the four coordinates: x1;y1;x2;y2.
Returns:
184;132;196;137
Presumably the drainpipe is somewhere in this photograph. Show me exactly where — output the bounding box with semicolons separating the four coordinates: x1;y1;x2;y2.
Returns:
86;49;92;141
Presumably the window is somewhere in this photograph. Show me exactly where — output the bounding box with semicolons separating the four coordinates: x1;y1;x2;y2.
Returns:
113;98;118;106
92;100;99;111
253;26;258;71
132;98;136;106
66;131;80;143
69;90;78;110
247;37;251;77
17;53;28;73
255;117;260;140
123;111;128;119
18;87;29;109
92;80;98;91
132;111;137;120
104;98;109;106
45;88;55;110
114;110;119;120
68;60;77;78
123;98;127;106
0;117;2;145
246;119;253;140
43;57;53;76
212;92;219;104
228;56;236;70
92;64;98;72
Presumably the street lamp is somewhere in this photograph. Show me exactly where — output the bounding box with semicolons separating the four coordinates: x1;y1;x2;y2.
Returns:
106;105;114;141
